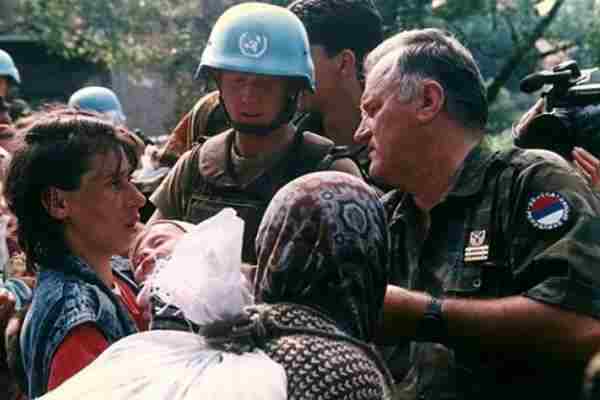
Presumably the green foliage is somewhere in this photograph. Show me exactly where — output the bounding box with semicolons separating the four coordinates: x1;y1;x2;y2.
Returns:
9;0;600;135
486;85;534;136
17;0;148;65
12;0;232;127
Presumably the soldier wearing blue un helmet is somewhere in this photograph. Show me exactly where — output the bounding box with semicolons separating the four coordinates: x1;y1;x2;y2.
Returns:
0;49;29;124
149;2;361;264
0;49;20;99
68;86;127;125
194;1;316;135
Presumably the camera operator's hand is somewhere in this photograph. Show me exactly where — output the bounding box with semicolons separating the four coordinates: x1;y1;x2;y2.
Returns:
573;146;600;190
513;99;545;140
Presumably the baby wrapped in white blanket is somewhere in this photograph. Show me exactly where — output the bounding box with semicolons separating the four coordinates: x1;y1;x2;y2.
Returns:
39;209;287;400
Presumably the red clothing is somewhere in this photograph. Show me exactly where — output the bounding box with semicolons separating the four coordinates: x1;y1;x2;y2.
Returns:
46;324;107;391
115;278;148;332
46;276;146;391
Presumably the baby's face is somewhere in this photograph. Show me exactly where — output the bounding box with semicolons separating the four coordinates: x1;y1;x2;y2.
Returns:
131;224;185;284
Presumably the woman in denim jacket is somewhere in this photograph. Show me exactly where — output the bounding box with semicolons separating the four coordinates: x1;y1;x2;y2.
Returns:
4;106;147;397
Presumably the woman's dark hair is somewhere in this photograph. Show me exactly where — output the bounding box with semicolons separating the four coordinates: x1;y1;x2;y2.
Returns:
4;106;139;273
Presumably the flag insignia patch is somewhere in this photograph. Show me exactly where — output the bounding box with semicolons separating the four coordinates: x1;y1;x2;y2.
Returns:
526;192;570;230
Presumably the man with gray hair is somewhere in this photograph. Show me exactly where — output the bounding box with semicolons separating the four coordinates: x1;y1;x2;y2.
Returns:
355;28;600;399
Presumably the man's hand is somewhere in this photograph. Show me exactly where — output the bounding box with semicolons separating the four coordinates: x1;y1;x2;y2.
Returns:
573;146;600;190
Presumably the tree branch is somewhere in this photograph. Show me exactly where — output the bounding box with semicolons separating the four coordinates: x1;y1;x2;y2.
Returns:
486;0;566;104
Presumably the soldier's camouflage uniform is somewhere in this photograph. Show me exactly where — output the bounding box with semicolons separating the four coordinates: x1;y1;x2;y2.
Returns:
157;91;371;180
384;144;600;400
157;91;229;167
150;129;349;264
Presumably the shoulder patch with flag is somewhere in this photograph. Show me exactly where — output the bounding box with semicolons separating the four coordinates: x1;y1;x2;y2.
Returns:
526;192;570;230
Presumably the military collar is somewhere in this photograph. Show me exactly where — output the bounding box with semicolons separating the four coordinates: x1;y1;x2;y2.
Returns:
447;142;498;198
385;143;498;226
198;129;299;188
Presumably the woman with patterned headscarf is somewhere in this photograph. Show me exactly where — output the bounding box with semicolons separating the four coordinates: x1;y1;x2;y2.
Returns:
251;170;394;399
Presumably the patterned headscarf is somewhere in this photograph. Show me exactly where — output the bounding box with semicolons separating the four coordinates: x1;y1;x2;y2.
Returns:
254;171;389;342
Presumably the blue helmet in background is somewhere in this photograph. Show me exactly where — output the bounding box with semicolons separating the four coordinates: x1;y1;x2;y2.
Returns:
0;49;21;85
196;2;315;92
68;86;126;124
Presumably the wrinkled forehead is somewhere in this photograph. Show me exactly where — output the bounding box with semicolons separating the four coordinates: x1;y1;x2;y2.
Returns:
363;50;400;98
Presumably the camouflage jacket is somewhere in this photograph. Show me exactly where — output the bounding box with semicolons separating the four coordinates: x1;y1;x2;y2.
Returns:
384;145;600;400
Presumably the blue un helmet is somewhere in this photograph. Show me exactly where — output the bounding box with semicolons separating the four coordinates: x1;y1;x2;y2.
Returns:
195;2;315;135
68;86;126;125
0;49;21;85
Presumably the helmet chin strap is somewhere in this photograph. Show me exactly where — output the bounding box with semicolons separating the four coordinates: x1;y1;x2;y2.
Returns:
219;91;299;137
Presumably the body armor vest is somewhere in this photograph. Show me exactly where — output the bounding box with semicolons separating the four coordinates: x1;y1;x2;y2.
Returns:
184;129;336;263
188;90;229;147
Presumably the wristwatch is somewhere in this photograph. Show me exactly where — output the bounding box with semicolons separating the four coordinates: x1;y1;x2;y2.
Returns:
416;296;447;344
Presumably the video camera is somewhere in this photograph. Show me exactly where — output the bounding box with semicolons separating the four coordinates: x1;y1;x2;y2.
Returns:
515;60;600;159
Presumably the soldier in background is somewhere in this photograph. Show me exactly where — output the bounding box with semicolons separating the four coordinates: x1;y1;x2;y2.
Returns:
0;50;27;154
68;86;127;125
0;50;20;102
0;49;29;123
289;0;383;170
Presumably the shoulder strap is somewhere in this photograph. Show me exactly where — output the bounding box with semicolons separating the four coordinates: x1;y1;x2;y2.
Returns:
188;141;210;197
291;131;335;175
188;91;228;147
320;144;369;178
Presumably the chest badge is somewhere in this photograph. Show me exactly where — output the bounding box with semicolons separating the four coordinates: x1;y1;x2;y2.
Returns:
526;192;570;230
464;229;489;262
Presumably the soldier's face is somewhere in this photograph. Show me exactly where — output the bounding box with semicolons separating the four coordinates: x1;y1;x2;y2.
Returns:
219;70;289;126
0;78;7;98
298;45;341;113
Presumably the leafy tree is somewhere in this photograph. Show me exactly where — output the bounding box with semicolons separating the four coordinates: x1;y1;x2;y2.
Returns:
4;0;598;135
5;0;242;127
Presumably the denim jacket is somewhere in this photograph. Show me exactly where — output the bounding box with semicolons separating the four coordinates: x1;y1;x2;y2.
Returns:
21;255;138;398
